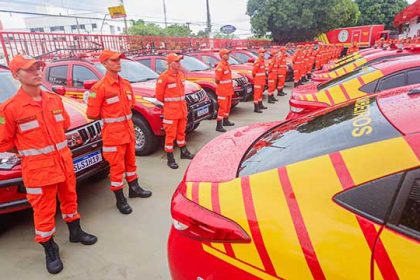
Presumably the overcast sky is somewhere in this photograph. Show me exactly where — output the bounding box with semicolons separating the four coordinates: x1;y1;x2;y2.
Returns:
0;0;417;37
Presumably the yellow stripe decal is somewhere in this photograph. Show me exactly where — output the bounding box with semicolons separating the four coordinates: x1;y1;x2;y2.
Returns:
185;182;193;200
328;86;347;104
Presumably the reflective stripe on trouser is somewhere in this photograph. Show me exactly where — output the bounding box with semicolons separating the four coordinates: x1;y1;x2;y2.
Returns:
163;118;187;153
268;79;277;95
102;142;138;191
217;95;232;120
26;177;79;243
294;69;301;83
277;75;286;90
253;84;264;103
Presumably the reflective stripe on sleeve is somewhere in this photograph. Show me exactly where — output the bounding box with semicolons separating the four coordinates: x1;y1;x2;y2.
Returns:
103;146;117;152
26;187;43;195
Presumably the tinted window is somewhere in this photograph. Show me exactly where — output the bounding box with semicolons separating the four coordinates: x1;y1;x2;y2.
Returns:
407;69;420;85
95;59;158;83
181;56;210;72
47;65;68;86
72;65;98;88
239;97;401;176
377;72;405;91
399;178;420;234
215;54;240;65
334;173;402;224
156;59;167;74
359;80;378;93
232;53;251;64
0;71;20;103
201;55;219;67
137;59;151;69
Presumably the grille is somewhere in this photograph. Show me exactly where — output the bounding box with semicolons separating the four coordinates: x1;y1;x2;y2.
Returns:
77;121;102;143
234;77;248;86
185;89;208;104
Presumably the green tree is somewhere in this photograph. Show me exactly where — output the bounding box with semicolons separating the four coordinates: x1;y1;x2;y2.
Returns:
163;24;193;37
355;0;408;30
127;20;164;36
247;0;360;43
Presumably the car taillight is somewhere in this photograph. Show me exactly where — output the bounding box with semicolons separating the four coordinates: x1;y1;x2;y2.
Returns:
171;182;251;243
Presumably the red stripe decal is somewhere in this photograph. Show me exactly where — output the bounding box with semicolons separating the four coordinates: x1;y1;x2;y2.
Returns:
357;76;366;86
302;94;308;101
329;152;399;280
192;182;199;203
211;182;235;258
405;134;420;161
325;90;335;105
343;67;348;74
277;168;326;280
311;93;318;102
339;84;351;100
241;177;277;276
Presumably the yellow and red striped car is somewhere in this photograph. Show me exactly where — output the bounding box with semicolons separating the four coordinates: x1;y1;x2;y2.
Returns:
168;87;420;279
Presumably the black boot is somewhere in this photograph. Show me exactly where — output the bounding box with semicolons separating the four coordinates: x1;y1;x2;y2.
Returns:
272;95;279;102
167;152;179;169
294;82;299;87
278;90;287;96
259;101;267;110
268;95;275;104
40;238;63;274
180;146;195;159
113;189;132;214
128;179;152;198
67;219;97;245
254;103;262;113
223;118;235;126
216;120;227;132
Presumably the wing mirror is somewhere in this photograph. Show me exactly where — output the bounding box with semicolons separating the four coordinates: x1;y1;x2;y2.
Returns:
51;86;66;96
83;80;98;90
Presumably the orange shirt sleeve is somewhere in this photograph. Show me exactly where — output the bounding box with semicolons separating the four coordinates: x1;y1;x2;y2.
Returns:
86;83;104;120
0;104;16;152
215;63;223;83
156;74;167;103
60;99;71;130
128;83;135;108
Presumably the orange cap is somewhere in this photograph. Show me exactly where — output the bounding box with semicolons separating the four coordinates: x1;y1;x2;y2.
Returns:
219;48;231;57
9;54;46;75
257;48;266;54
167;53;184;64
99;49;125;63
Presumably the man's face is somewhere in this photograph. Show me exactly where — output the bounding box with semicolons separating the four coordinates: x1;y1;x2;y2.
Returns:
222;53;230;61
103;57;121;72
170;61;181;71
259;52;265;59
14;63;43;86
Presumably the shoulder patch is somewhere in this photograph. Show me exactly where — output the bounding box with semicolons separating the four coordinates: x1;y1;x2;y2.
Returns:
158;79;163;84
89;91;97;98
0;116;5;125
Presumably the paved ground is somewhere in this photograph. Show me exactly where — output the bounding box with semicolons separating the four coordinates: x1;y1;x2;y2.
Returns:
0;86;292;280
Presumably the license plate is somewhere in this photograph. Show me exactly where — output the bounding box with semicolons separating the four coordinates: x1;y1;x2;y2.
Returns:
246;86;253;94
197;106;209;117
73;151;103;173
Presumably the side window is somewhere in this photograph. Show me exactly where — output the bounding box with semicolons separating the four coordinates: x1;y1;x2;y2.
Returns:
377;72;405;92
72;65;98;88
407;69;420;85
399;180;420;233
233;53;249;63
138;59;151;69
202;55;218;67
47;65;68;86
156;59;168;74
359;80;378;93
334;173;403;224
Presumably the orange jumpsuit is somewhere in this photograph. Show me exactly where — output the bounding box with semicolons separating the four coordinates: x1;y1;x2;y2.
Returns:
267;56;279;96
87;72;138;192
293;49;303;83
277;51;287;91
156;69;188;153
252;57;266;103
0;89;79;243
215;60;234;121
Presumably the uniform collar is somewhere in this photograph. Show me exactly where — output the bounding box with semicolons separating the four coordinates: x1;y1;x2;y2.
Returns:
220;59;229;66
167;68;180;77
104;71;120;85
16;87;50;106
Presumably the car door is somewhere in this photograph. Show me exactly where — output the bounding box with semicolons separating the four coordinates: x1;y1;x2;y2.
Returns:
155;57;168;74
375;168;420;280
67;64;100;99
45;64;70;90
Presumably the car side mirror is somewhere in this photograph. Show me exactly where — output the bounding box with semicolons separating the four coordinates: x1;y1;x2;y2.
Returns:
247;58;255;63
51;86;66;96
83;80;97;90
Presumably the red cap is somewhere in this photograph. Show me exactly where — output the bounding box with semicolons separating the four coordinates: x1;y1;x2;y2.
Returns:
99;49;125;63
167;53;184;64
219;48;231;57
9;55;46;75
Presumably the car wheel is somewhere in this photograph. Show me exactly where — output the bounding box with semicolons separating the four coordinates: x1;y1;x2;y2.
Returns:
132;114;159;156
204;88;218;119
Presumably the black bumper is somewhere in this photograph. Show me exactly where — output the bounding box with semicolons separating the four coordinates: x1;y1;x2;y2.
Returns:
234;83;253;102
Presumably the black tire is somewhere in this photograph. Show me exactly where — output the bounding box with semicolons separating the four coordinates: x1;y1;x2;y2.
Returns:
192;123;200;131
204;88;218;119
132;114;160;156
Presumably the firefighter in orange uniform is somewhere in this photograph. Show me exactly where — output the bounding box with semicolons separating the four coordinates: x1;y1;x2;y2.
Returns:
87;49;152;215
0;55;97;274
214;48;235;133
156;53;195;169
252;48;267;113
277;47;288;96
267;49;279;104
293;46;303;87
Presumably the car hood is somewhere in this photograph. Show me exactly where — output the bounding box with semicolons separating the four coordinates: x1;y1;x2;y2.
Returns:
185;121;281;183
131;79;201;98
61;96;92;129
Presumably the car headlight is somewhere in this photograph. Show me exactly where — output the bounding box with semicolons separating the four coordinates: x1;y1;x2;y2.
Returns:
0;153;20;170
143;97;164;108
66;131;84;149
233;80;239;87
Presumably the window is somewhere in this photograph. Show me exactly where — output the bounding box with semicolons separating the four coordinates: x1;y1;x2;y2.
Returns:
50;26;65;32
377;72;406;91
334;173;403;224
359;80;378;93
233;53;251;64
79;24;85;30
407;69;420;85
201;55;219;67
117;27;121;31
47;65;68;86
156;59;168;74
71;25;77;30
92;23;97;29
137;59;152;69
399;178;420;234
30;27;44;32
72;65;98;88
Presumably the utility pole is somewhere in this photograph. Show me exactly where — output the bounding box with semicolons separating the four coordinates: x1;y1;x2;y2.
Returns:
120;0;128;33
206;0;211;36
163;0;168;27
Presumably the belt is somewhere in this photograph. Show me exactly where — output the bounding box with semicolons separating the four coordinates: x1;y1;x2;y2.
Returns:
103;114;132;124
18;140;68;157
164;96;185;102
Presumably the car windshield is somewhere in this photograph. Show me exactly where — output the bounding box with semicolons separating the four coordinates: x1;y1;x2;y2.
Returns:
238;96;400;177
215;54;241;65
0;71;20;103
95;59;159;83
181;56;211;72
317;66;375;91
